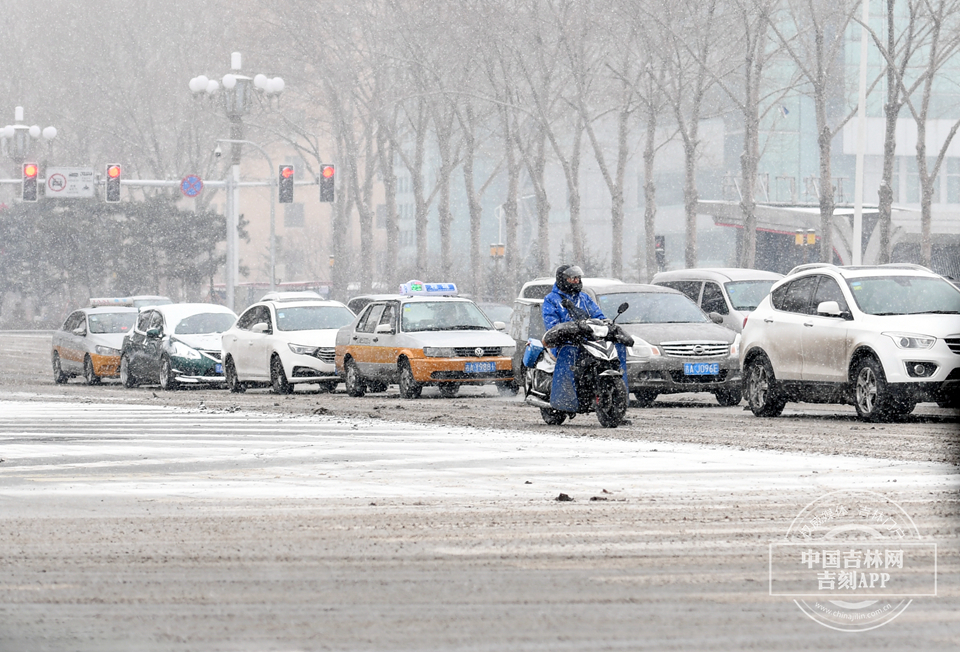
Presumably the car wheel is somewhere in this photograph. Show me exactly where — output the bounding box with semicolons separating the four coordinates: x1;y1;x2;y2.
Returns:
745;354;786;417
715;385;742;407
853;357;900;422
344;359;366;397
52;352;68;384
439;383;460;398
83;355;101;385
632;389;658;408
120;354;137;388
271;355;293;394
398;359;422;399
540;407;567;425
159;355;179;390
225;357;245;393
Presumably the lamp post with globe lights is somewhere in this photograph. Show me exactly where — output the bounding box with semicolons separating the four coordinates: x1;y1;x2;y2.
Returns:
1;105;57;170
189;52;284;310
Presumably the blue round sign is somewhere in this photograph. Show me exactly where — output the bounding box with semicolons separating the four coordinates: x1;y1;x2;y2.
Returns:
180;174;203;198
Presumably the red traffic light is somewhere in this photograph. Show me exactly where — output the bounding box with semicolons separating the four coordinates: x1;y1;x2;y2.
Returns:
321;165;335;178
107;165;121;179
23;163;38;178
281;166;294;179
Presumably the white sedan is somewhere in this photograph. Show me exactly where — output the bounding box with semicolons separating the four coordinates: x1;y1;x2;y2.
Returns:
221;293;355;393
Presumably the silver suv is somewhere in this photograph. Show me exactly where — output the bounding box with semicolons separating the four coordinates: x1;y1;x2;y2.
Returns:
740;264;960;421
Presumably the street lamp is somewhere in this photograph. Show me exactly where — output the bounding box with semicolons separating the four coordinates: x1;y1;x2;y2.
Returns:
189;52;284;311
1;106;57;165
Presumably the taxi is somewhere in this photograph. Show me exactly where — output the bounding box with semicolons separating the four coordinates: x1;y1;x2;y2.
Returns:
335;281;516;398
52;306;139;384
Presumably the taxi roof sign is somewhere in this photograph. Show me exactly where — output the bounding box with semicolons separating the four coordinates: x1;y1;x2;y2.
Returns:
399;280;458;296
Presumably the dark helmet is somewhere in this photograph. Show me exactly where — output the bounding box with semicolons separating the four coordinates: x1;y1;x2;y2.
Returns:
556;264;584;295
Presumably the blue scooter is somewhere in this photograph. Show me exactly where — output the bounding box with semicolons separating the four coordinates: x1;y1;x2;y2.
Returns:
523;300;634;427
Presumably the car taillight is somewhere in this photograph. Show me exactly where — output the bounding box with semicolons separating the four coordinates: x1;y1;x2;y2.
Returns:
743;316;749;329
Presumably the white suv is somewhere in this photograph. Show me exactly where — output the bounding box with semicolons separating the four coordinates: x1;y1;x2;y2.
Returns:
221;293;355;393
740;264;960;421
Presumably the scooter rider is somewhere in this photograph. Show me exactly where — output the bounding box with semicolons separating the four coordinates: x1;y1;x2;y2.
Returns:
543;264;604;332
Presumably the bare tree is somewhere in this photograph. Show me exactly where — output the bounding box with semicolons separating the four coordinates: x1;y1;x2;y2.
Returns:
650;0;723;268
767;0;860;264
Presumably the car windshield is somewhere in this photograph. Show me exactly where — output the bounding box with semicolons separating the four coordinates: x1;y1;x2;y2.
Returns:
846;276;960;315
401;301;493;332
598;292;708;324
87;312;136;334
725;280;778;311
174;312;237;335
276;305;354;331
479;304;513;323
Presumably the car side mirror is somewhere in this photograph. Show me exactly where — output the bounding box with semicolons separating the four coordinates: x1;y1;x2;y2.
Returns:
72;327;86;337
252;322;270;334
709;312;724;324
375;323;394;334
493;321;506;331
146;327;161;339
816;301;842;317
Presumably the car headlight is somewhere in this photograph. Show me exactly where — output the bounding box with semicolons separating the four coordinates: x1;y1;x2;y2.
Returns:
289;343;320;356
501;345;516;357
95;346;120;356
883;332;936;349
423;347;456;357
627;339;660;358
730;334;741;357
172;342;201;359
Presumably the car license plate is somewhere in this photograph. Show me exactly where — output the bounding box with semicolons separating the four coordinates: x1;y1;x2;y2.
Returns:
684;362;719;375
465;361;496;373
215;363;223;374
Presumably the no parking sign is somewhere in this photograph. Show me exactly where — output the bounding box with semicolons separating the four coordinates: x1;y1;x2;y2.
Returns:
180;174;203;198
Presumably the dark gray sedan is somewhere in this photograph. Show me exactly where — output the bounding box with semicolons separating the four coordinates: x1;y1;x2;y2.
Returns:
594;284;742;407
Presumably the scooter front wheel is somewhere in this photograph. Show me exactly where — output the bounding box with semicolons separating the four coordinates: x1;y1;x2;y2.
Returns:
596;376;628;428
540;407;567;425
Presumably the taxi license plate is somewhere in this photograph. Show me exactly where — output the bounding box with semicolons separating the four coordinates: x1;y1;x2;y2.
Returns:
465;361;496;374
215;363;223;374
684;362;719;375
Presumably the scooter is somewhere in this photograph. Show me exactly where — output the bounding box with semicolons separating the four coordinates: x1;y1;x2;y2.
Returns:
523;300;634;428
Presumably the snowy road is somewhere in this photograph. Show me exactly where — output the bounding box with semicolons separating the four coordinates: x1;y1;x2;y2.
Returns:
0;397;958;651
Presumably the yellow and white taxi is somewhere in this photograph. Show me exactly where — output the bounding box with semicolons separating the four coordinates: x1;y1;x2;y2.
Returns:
335;281;516;398
52;306;139;384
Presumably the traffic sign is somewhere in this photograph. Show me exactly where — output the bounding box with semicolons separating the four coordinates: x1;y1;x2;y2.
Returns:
180;174;203;198
45;167;96;198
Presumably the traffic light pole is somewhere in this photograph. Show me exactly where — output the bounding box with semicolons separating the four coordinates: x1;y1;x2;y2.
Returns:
218;139;278;294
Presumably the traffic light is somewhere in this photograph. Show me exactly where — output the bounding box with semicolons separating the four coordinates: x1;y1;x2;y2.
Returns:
654;235;666;270
319;164;335;202
105;164;122;203
22;163;39;202
279;164;294;203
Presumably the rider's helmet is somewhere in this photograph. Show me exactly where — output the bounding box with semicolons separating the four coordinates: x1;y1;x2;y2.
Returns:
556;264;584;295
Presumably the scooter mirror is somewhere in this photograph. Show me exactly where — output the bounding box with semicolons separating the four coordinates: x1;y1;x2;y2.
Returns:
617;302;629;315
